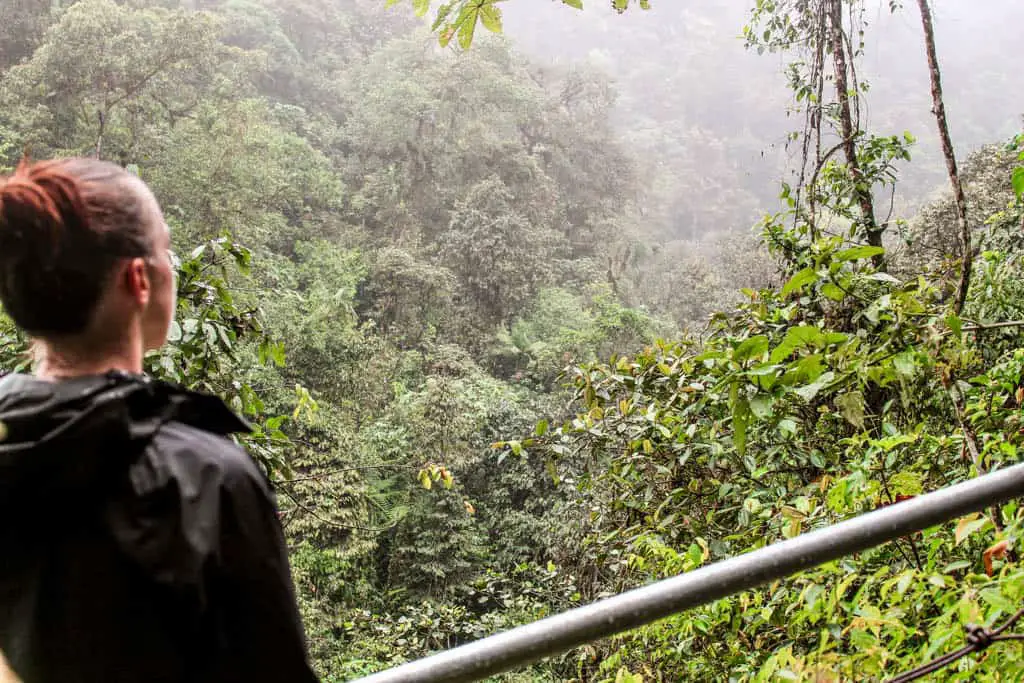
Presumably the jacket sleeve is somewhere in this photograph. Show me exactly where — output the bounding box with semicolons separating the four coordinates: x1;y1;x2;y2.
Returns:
202;447;321;683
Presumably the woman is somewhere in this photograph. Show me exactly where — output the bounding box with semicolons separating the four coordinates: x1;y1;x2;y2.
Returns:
0;158;319;682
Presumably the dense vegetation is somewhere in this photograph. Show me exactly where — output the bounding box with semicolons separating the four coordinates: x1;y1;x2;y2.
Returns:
1;0;1023;680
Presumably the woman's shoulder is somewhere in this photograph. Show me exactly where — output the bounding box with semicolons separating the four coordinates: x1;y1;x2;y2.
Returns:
109;418;275;586
132;421;271;500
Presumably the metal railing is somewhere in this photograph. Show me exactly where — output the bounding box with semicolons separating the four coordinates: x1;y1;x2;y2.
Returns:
353;461;1024;683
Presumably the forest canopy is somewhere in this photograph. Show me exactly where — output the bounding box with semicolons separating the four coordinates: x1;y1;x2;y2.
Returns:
1;0;1024;681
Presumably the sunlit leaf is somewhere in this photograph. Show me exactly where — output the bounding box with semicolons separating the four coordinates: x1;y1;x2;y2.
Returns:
835;245;885;262
478;3;502;33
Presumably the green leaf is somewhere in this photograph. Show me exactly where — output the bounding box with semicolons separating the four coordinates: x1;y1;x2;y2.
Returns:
685;542;704;569
1013;166;1024;200
167;320;183;343
866;272;900;284
945;313;963;337
889;471;924;496
893;351;917;378
770;326;825;364
561;0;584;7
546;459;561;486
835;391;865;430
874;433;917;452
980;587;1016;613
748;363;781;377
478;4;502;33
439;26;456;47
457;7;478;48
412;0;430;17
793;371;835;402
822;283;847;301
535;419;549;437
835;245;885;262
750;394;773;419
733;335;769;364
782;267;819;297
790;325;826;347
732;393;751;456
431;3;454;30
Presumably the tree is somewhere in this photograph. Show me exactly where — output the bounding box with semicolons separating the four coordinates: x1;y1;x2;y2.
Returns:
439;175;562;329
915;0;971;314
0;0;230;160
0;0;51;70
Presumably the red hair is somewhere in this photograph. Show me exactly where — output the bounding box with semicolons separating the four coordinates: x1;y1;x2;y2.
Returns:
0;158;154;338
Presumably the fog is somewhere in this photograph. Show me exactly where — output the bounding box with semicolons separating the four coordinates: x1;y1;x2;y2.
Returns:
499;1;1024;239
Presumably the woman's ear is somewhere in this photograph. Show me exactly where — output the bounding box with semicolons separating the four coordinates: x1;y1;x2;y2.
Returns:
124;256;152;307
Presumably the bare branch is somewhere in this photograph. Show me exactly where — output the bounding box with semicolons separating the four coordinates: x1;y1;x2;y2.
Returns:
828;0;882;266
916;0;972;314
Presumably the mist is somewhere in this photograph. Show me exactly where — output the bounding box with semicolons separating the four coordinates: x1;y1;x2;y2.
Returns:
501;0;1024;239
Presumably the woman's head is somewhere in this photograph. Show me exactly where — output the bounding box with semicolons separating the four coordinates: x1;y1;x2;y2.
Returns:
0;157;175;374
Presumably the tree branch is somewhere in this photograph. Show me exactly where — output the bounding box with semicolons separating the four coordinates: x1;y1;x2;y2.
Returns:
916;0;972;315
828;0;882;267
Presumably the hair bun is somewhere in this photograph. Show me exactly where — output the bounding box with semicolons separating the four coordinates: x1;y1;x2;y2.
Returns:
0;159;89;243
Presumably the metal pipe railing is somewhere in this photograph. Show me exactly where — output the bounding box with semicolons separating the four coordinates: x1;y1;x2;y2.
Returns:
353;461;1024;683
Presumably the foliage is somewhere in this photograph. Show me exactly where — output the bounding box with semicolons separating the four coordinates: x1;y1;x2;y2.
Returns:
495;158;1024;680
2;0;1023;681
387;0;651;51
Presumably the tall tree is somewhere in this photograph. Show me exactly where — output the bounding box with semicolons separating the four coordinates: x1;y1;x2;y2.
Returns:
916;0;971;314
827;0;882;263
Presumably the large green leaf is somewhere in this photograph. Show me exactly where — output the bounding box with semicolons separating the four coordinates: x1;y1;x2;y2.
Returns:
457;7;478;48
782;267;819;297
835;245;885;262
734;335;770;364
770;325;825;364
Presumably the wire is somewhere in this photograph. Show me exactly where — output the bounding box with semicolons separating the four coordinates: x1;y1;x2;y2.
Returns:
888;607;1024;683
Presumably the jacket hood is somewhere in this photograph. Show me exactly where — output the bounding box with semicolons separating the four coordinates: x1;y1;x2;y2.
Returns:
0;371;250;517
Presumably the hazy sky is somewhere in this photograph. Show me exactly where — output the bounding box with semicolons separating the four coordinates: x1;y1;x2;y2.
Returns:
496;1;1023;231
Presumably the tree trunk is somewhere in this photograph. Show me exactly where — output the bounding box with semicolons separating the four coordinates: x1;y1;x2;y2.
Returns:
94;109;105;160
916;0;972;315
828;0;883;267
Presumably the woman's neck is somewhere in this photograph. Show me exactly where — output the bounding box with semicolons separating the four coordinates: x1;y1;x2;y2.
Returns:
34;341;144;380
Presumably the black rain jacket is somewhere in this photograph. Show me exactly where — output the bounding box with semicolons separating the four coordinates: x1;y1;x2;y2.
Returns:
0;371;320;683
